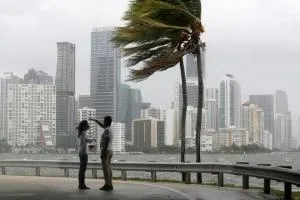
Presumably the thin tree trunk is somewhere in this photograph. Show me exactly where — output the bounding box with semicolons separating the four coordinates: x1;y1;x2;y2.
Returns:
180;58;187;182
195;45;204;184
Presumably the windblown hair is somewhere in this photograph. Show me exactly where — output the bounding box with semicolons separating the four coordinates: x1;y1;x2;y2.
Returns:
77;120;89;138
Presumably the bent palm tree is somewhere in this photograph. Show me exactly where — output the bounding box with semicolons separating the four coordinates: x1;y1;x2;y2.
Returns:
112;0;204;181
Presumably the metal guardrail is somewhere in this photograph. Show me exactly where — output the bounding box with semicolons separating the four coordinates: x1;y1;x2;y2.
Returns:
0;160;299;199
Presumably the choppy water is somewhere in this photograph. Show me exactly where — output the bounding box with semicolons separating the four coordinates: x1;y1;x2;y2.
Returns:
1;152;299;190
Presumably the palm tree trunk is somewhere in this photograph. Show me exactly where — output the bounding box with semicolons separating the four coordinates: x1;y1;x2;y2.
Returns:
179;58;187;181
195;45;204;184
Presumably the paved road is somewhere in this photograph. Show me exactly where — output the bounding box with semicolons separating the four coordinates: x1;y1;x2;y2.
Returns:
0;176;278;200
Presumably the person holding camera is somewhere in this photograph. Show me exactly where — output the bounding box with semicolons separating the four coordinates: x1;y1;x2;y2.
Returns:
89;116;113;191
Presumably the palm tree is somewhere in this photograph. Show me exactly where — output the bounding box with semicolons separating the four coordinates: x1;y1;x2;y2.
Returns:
112;0;204;180
195;42;205;183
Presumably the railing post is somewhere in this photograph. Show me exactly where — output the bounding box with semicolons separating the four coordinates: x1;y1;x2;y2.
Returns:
121;170;127;181
1;167;6;175
278;166;292;200
257;164;271;194
185;172;191;184
64;168;69;177
35;167;40;176
92;169;97;179
151;171;157;182
218;172;224;187
236;162;249;189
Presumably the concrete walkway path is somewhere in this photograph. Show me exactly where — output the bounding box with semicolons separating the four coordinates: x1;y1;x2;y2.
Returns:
0;176;278;200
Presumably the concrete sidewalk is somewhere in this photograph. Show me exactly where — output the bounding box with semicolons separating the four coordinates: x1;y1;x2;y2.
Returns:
0;176;278;200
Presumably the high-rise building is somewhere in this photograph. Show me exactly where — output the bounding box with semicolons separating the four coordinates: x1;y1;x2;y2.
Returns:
275;90;289;114
7;84;56;148
78;107;97;149
184;106;207;148
90;27;121;121
219;74;241;128
96;122;125;152
157;120;165;148
132;118;165;151
141;106;165;121
204;88;219;131
240;102;264;145
23;69;53;85
263;130;273;150
185;48;206;82
0;73;22;139
56;42;76;149
249;95;275;141
275;112;292;151
174;79;198;110
118;84;142;141
111;122;126;152
78;95;92;109
165;109;179;146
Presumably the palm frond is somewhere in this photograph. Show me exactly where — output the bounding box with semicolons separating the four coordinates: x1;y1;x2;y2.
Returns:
122;39;172;57
127;46;191;81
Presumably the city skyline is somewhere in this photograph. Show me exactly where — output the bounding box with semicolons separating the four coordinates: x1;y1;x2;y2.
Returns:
0;0;299;117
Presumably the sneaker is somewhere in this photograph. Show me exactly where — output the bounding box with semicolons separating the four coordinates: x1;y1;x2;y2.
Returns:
78;185;90;190
99;185;110;191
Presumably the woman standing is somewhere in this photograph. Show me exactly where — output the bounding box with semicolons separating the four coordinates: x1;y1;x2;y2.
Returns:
77;120;93;189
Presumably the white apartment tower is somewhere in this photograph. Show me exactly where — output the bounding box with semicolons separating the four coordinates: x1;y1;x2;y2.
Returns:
204;88;219;132
111;123;126;152
7;84;56;147
0;73;22;139
78;107;97;144
219;74;241;128
275;112;292;151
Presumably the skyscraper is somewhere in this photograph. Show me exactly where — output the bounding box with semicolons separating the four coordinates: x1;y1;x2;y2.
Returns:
204;88;219;131
174;79;198;110
275;112;292;151
165;108;179;146
0;73;21;139
132;118;165;151
219;75;241;128
249;95;275;139
90;27;121;121
118;84;142;141
7;84;56;148
275;90;289;114
56;42;76;149
185;47;206;82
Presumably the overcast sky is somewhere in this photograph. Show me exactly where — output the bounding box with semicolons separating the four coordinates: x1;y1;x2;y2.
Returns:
1;0;300;117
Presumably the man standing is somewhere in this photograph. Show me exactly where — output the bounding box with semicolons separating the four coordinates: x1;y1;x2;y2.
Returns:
90;116;113;191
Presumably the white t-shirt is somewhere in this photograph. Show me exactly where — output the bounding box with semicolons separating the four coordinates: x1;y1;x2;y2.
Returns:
100;127;113;151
